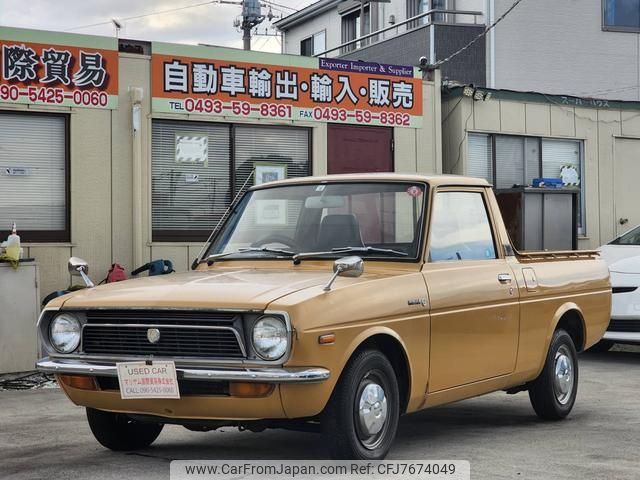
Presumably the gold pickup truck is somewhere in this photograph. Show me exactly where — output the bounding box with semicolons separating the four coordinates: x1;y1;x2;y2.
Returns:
37;174;611;460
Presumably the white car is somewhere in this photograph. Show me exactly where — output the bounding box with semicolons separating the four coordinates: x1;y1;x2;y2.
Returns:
596;226;640;351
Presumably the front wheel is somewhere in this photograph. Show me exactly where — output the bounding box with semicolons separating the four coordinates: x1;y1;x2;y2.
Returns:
86;408;163;451
321;349;400;460
528;329;578;420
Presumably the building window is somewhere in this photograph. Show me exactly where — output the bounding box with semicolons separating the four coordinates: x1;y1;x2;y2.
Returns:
151;120;310;242
0;111;69;242
407;0;447;28
603;0;640;31
300;30;326;56
467;133;585;234
341;6;370;53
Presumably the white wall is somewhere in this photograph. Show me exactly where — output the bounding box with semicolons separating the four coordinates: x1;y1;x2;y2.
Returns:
283;10;342;56
490;0;640;100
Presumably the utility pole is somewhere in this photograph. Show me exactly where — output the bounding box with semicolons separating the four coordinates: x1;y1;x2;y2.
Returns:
241;0;265;50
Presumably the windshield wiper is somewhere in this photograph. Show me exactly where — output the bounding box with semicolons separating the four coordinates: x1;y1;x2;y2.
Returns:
293;246;408;264
204;247;295;265
239;247;296;256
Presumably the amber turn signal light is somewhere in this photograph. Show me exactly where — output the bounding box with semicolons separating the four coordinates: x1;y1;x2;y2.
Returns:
56;374;98;391
229;382;274;397
318;333;336;345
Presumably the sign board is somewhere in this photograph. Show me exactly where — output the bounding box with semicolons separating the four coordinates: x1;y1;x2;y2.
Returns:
152;42;423;128
116;361;180;399
175;133;208;163
0;26;118;109
255;163;286;185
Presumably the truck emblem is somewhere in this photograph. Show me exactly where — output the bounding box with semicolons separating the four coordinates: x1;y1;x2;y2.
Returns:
147;328;161;344
407;298;428;307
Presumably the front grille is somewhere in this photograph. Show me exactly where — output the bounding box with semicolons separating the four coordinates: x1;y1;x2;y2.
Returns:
81;310;245;358
608;319;640;333
96;376;229;396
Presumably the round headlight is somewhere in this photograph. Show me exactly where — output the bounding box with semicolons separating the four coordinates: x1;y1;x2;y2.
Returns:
49;313;81;353
252;316;288;361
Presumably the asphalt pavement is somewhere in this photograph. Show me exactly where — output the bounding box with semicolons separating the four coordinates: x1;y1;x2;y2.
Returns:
1;347;639;480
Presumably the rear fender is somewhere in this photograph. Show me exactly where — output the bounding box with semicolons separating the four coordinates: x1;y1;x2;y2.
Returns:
536;302;585;376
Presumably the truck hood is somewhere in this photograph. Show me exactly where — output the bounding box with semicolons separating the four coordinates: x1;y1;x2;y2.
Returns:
59;267;358;310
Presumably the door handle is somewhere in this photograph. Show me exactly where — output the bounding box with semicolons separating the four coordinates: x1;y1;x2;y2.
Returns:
619;218;629;225
498;273;512;284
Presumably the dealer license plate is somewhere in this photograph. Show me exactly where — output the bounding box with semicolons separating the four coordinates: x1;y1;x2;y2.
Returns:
116;361;180;399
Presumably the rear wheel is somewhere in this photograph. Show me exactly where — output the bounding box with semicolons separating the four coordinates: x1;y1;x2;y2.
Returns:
529;329;578;420
86;408;163;451
321;349;400;460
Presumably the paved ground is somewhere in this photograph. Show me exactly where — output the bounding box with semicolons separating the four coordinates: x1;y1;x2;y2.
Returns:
1;347;639;480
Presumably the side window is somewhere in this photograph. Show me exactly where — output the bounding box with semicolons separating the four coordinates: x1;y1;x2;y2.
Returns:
429;191;497;262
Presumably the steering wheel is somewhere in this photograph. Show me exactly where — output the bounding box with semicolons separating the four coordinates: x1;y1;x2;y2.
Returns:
250;234;299;251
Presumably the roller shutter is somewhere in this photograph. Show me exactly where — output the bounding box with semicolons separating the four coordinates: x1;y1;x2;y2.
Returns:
0;112;67;240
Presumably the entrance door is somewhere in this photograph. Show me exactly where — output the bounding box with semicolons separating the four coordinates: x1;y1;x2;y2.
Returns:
424;189;519;392
327;124;393;174
614;138;640;237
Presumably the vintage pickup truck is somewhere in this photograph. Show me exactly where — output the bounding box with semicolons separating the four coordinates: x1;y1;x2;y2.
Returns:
37;174;611;460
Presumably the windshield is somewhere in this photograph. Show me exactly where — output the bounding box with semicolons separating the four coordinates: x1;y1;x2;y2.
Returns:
207;182;427;261
609;225;640;245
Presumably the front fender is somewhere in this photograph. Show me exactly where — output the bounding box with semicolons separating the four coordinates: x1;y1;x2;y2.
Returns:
280;320;428;418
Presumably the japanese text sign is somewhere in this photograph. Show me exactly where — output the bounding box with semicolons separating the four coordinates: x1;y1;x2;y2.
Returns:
0;27;118;109
152;43;423;128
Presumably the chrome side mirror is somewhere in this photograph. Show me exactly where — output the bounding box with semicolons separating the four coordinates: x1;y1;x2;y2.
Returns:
68;257;95;288
323;256;364;291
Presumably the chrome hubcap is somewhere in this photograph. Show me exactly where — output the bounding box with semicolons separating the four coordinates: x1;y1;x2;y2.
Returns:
355;378;388;449
553;346;574;405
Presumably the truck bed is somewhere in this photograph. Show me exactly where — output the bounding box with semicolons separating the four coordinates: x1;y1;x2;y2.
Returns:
515;249;601;263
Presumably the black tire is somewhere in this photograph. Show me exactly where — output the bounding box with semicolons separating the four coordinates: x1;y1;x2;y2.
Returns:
587;339;614;353
321;349;400;460
86;408;163;451
528;329;579;420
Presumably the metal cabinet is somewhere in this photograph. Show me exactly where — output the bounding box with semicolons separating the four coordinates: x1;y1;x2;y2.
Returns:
0;261;40;374
495;188;579;251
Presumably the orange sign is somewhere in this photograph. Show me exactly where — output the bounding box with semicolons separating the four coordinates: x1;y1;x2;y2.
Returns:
152;43;423;128
0;27;118;109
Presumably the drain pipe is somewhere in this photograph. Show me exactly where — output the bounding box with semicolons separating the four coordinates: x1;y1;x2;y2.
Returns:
130;87;144;269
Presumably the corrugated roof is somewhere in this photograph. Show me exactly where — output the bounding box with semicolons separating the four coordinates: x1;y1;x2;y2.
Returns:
443;85;640;111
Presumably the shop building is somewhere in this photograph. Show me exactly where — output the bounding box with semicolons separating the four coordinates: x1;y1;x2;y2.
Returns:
4;25;640;301
0;27;441;299
442;85;640;250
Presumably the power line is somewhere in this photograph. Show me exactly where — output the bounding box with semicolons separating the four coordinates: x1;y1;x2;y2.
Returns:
576;85;639;98
67;0;218;31
261;0;297;12
430;0;526;68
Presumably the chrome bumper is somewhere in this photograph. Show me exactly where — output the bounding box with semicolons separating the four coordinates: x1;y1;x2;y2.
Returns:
36;358;330;383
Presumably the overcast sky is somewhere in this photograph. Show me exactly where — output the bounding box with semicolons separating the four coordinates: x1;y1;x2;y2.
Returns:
0;0;314;52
